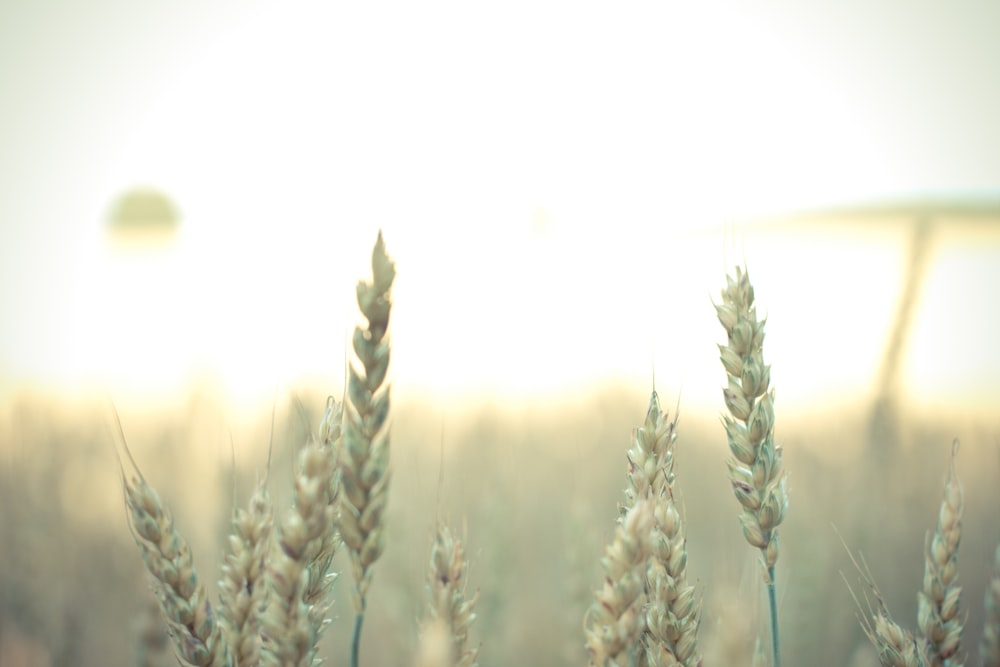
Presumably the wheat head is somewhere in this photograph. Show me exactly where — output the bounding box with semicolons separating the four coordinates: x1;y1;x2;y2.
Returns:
627;391;701;667
118;457;233;667
423;522;479;667
259;426;338;667
585;496;655;667
917;440;964;667
218;473;274;667
716;266;788;575
339;231;395;614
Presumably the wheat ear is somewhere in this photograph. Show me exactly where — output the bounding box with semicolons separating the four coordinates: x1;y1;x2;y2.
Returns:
219;472;273;667
917;440;964;666
846;550;931;667
626;391;701;667
585;496;655;667
302;395;345;664
113;419;234;667
259;419;338;667
981;541;1000;667
716;266;788;667
423;522;479;667
339;231;395;667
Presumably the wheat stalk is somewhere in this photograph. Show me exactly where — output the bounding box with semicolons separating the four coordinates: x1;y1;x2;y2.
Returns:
339;231;395;667
423;522;479;667
716;265;788;667
917;440;964;666
981;541;1000;667
585;496;655;667
113;417;234;667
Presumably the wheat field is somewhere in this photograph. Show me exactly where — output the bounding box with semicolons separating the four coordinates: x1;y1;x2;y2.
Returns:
0;232;998;667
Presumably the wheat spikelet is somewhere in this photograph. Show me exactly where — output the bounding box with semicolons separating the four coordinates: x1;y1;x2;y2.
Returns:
585;496;655;667
980;541;1000;667
917;440;964;666
626;391;701;667
259;431;337;667
114;425;233;667
423;522;479;667
219;473;273;667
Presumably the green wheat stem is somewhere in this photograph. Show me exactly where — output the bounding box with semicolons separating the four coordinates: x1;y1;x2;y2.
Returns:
768;565;780;667
351;604;365;667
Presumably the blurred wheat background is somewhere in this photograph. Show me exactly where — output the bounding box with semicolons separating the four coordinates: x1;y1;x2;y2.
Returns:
1;2;999;666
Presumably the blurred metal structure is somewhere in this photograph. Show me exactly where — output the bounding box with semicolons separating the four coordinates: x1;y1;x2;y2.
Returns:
755;194;1000;460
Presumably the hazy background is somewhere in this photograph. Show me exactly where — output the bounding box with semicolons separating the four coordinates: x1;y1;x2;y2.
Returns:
1;2;999;666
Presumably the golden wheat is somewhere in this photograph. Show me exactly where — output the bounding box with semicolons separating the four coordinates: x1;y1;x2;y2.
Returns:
624;390;701;667
116;442;233;667
218;473;273;667
716;265;788;667
422;522;479;667
338;231;395;667
585;495;655;667
917;440;963;666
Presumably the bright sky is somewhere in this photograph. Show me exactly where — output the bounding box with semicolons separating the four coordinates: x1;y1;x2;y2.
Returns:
1;1;999;417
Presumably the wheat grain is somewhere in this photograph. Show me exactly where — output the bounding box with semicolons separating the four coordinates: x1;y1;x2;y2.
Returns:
917;440;964;667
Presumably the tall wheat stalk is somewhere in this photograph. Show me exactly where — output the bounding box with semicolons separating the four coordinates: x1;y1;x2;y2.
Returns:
716;266;788;667
338;231;395;667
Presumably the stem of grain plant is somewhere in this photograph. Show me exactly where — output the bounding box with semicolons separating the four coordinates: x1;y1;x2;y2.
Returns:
716;266;788;667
